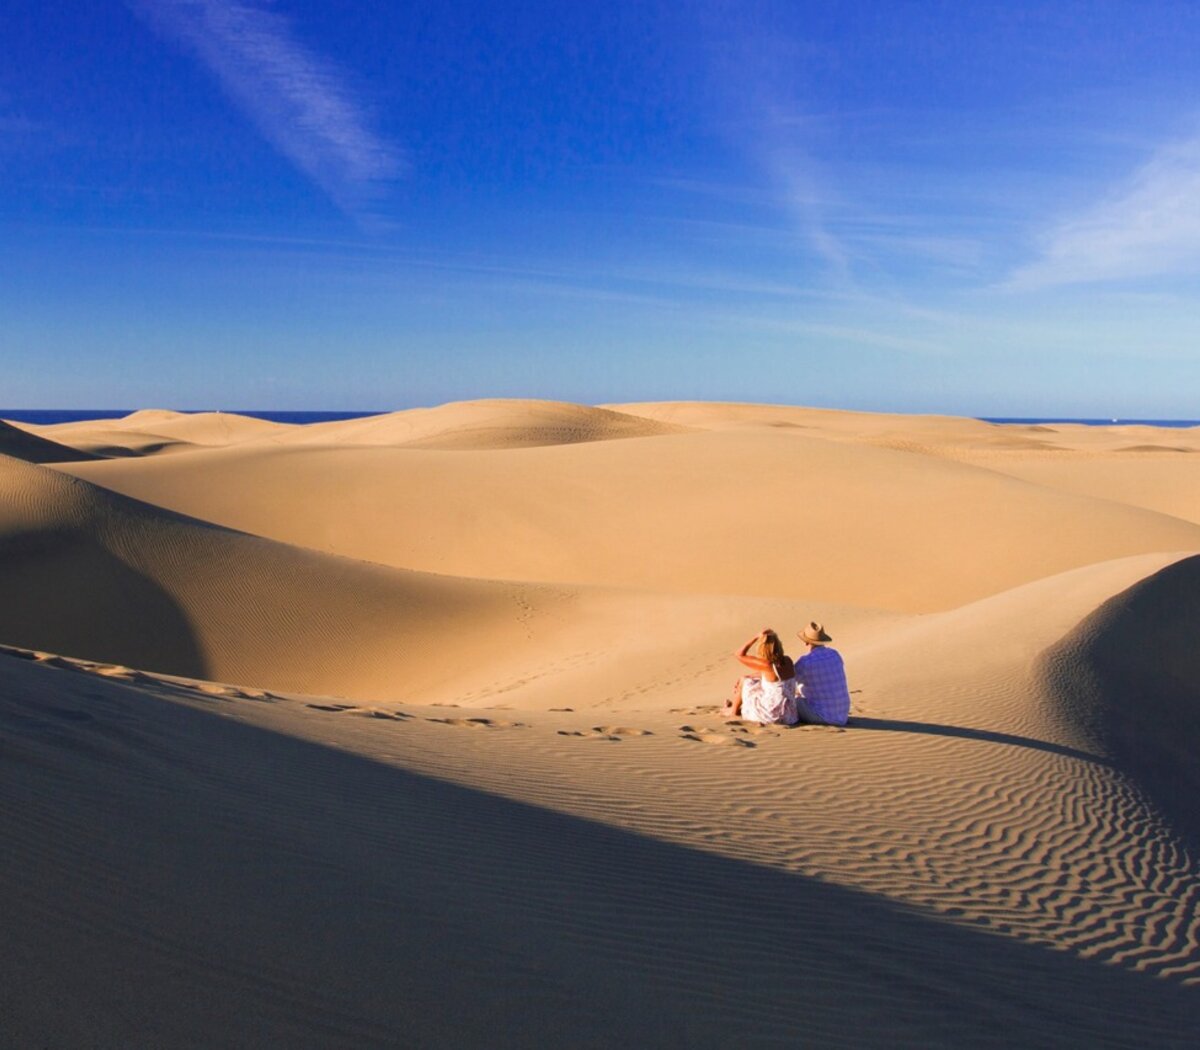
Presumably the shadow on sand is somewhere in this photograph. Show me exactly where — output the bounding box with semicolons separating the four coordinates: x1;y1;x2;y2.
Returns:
1;666;1196;1048
0;532;209;680
848;716;1112;767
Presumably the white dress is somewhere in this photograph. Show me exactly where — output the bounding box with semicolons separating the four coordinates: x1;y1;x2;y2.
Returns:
740;670;799;725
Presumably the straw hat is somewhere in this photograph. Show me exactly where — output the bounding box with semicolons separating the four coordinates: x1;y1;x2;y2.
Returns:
798;621;832;644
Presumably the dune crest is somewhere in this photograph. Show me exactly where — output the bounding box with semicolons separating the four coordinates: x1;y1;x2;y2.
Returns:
263;399;691;450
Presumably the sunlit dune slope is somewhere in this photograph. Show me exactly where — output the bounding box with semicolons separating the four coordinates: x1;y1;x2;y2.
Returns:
979;456;1200;526
0;452;597;700
0;451;838;706
257;399;691;449
611;401;1200;456
62;420;1200;612
24;408;288;458
0;419;97;463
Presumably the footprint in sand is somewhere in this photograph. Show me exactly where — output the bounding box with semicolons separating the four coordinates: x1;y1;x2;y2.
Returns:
92;664;135;679
44;706;95;723
669;704;721;715
679;730;756;748
306;702;359;713
723;721;780;738
195;683;251;699
556;726;653;742
35;655;81;670
427;717;526;729
3;648;38;662
347;708;413;721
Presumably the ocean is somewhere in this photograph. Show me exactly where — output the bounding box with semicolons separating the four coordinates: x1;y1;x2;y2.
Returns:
0;410;385;426
982;417;1200;428
2;410;1198;428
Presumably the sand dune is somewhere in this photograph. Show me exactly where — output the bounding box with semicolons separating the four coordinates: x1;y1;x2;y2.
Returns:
7;647;1198;1047
0;450;847;706
978;455;1200;526
5;401;1200;1046
24;408;289;457
0;418;97;463
119;408;289;446
31;400;687;458
0;451;558;699
261;399;691;449
3;548;1199;1045
1041;554;1200;850
63;421;1200;612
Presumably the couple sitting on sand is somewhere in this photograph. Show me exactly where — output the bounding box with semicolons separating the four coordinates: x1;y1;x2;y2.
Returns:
724;623;850;727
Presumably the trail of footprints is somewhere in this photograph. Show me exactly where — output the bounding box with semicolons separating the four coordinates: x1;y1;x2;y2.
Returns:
557;726;654;741
1;648;828;748
1;646;280;705
305;702;525;729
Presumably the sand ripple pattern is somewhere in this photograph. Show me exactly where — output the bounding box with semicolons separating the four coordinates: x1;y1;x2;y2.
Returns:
388;700;1200;986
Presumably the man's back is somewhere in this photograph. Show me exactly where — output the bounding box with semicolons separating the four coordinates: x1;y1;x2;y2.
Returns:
795;646;850;726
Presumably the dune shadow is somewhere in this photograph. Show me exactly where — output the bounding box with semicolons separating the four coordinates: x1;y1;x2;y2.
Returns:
848;716;1112;767
0;421;99;464
1038;553;1200;854
2;670;1197;1048
0;530;208;679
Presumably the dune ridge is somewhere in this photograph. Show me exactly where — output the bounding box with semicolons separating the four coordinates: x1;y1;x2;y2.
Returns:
1039;554;1200;851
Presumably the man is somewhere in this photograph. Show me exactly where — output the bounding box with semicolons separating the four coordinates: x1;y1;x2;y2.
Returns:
793;622;850;726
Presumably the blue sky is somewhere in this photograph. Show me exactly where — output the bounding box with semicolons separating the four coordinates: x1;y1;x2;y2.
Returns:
3;1;1200;414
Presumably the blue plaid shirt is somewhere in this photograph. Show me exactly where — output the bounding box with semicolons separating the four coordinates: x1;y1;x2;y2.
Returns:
795;646;850;725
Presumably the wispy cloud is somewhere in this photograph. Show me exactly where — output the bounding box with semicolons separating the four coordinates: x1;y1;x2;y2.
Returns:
1007;129;1200;290
757;137;855;286
128;0;402;219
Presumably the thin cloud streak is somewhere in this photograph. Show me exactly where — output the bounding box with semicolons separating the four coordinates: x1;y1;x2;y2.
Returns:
1007;130;1200;290
760;142;855;286
129;0;401;218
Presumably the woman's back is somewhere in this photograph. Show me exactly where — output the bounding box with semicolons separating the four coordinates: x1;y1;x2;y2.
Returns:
764;655;796;683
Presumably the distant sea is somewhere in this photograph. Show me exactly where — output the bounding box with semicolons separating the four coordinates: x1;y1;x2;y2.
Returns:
2;409;1198;428
0;410;384;426
982;417;1200;428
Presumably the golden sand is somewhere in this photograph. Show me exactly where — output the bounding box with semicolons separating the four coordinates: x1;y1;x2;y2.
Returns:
2;401;1198;1046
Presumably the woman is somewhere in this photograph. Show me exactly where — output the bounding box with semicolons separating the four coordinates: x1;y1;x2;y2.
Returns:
724;628;799;725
